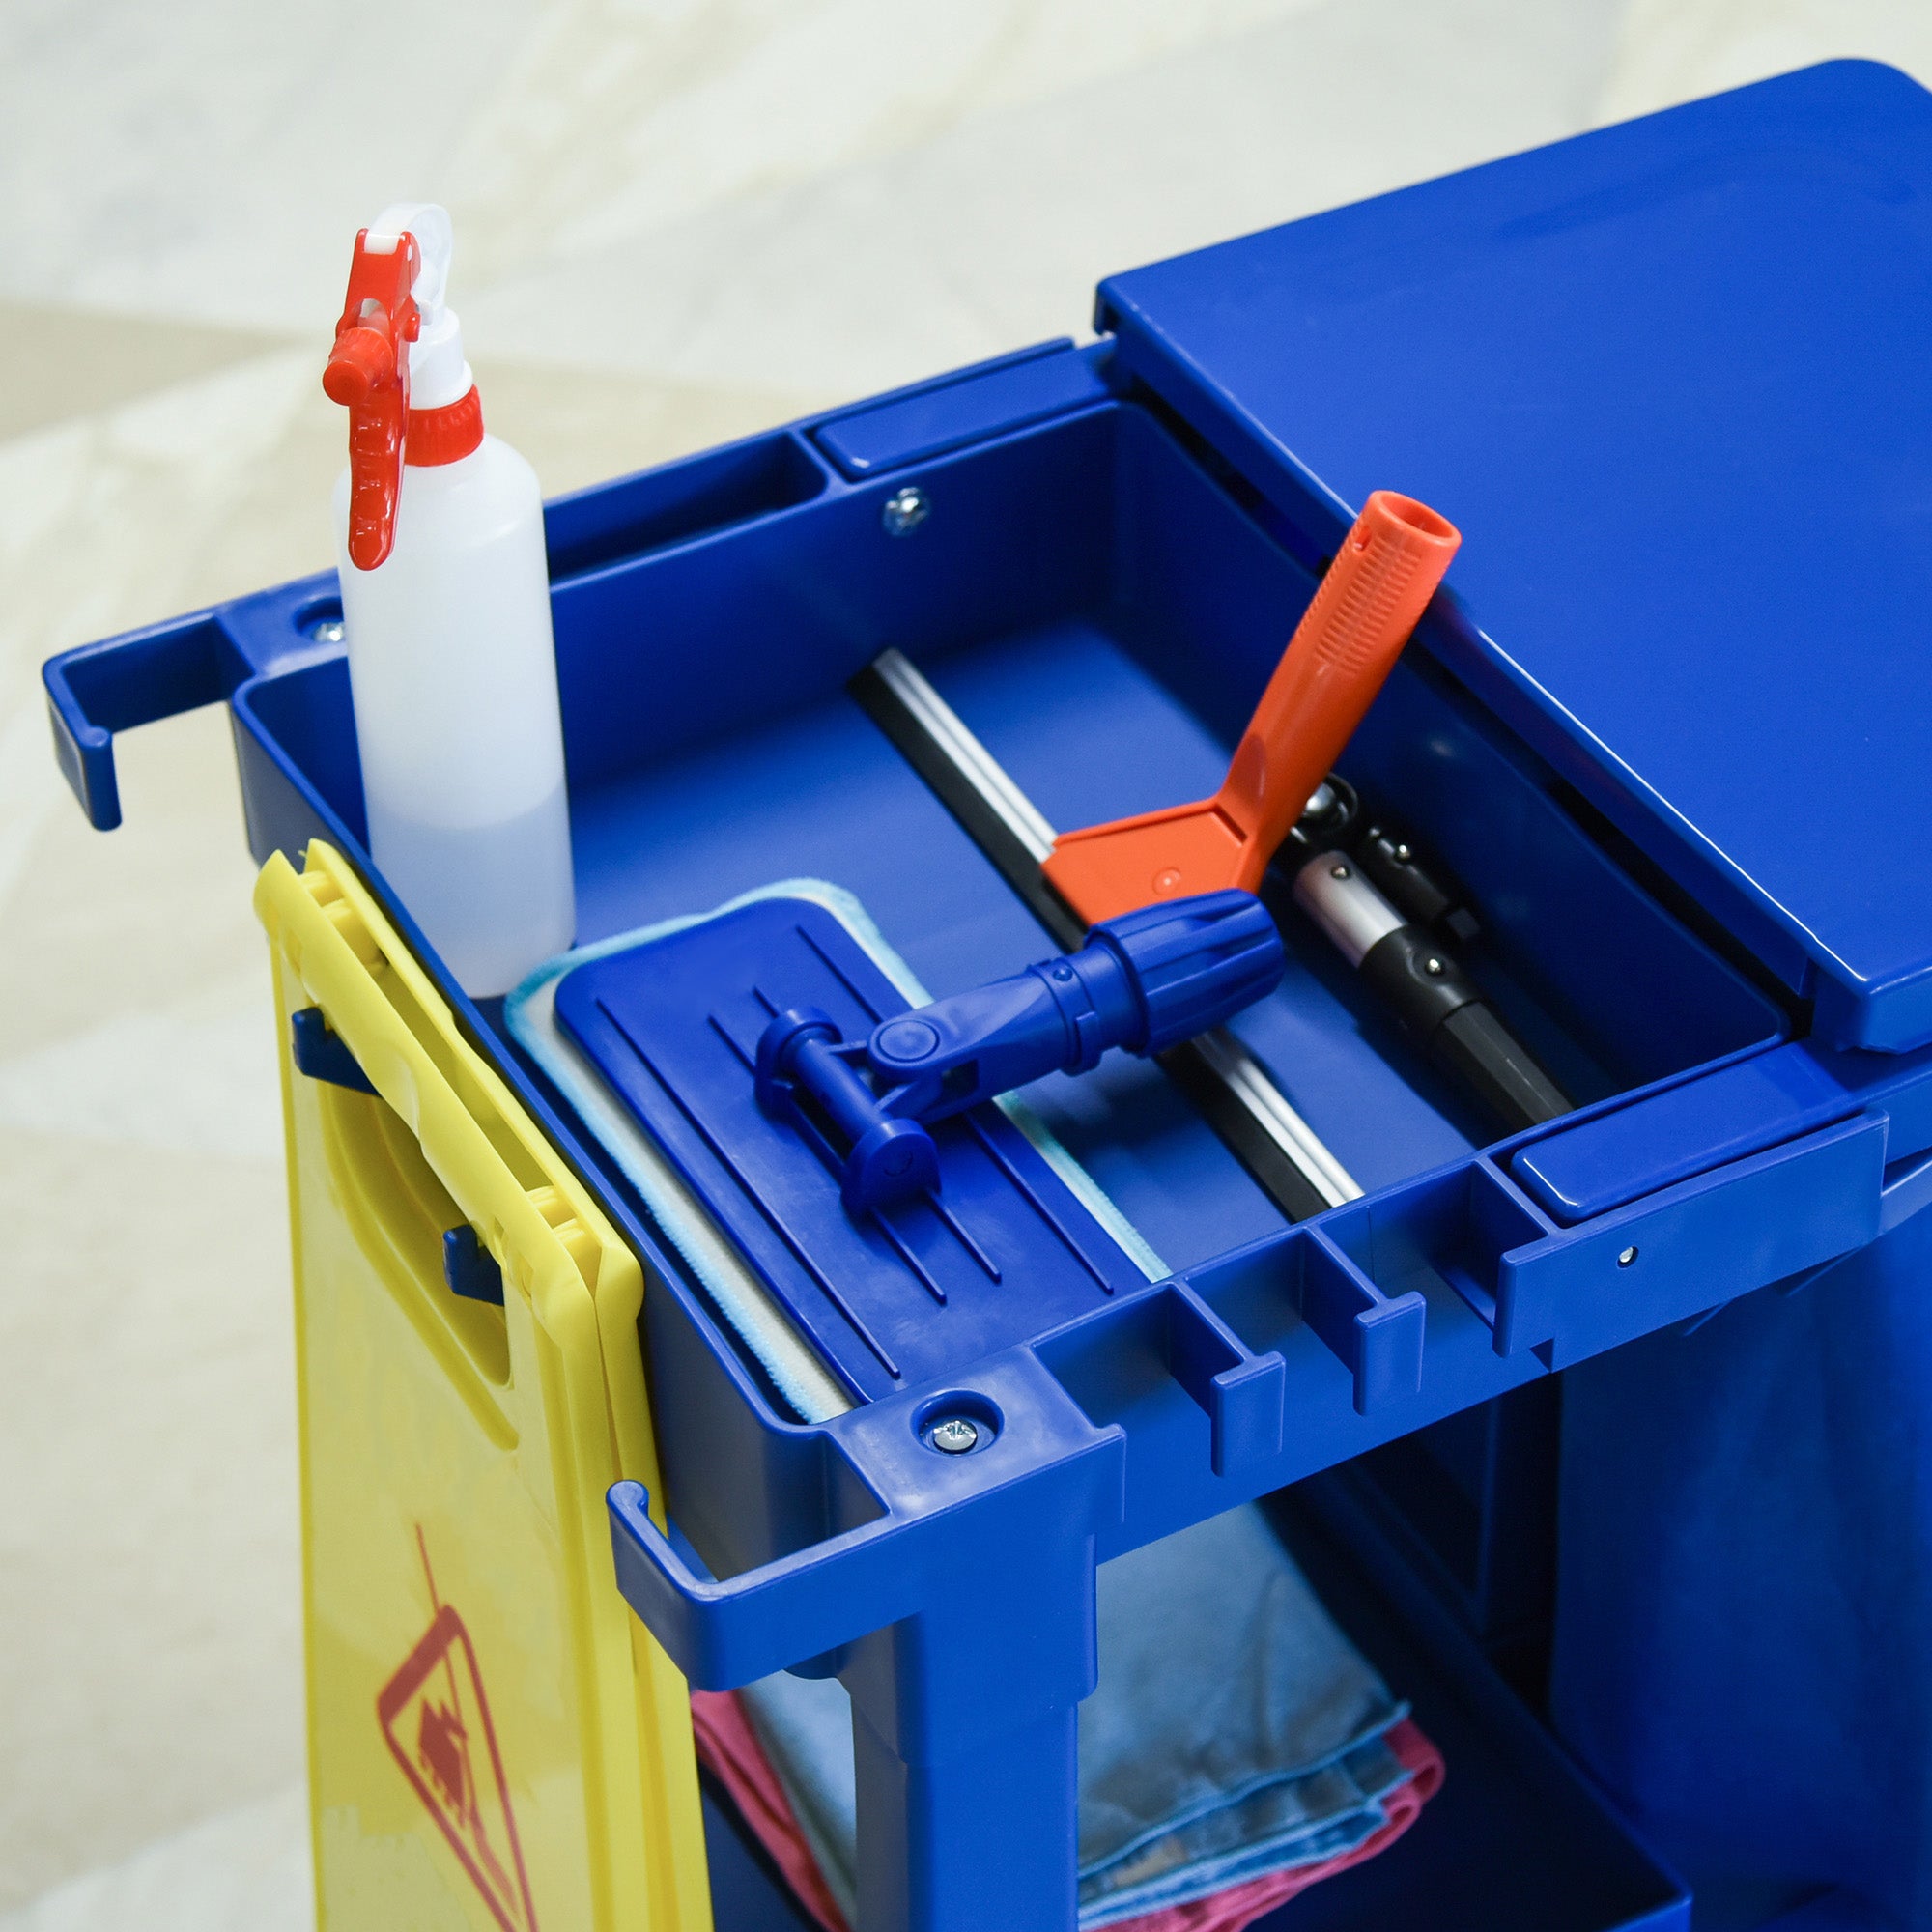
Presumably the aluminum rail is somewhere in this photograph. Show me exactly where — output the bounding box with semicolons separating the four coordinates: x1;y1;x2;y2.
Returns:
850;648;1360;1221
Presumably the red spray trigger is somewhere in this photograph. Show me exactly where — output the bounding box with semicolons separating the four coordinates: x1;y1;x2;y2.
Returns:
324;229;422;571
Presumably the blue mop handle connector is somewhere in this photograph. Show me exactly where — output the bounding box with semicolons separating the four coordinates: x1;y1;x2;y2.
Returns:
868;887;1285;1121
754;891;1282;1214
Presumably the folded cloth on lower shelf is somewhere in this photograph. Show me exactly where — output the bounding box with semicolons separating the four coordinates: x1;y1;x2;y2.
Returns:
692;1505;1445;1932
695;1691;1440;1932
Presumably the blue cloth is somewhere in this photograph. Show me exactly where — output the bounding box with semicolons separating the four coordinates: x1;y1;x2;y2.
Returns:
741;1503;1416;1928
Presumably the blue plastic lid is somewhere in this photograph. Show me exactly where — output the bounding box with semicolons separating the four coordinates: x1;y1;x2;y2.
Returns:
1097;61;1932;1051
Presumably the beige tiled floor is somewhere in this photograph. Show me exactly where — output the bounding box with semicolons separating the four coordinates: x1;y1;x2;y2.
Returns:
2;0;1927;1921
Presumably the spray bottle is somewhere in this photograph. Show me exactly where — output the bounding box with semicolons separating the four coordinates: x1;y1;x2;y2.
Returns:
322;202;574;997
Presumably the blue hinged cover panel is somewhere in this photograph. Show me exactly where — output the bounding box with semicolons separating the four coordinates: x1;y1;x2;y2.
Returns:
1096;59;1932;1052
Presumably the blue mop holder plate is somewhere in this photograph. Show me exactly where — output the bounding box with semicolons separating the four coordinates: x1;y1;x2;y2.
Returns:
553;895;1152;1404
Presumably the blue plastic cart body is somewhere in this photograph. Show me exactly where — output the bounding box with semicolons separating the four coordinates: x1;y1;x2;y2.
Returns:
47;60;1932;1932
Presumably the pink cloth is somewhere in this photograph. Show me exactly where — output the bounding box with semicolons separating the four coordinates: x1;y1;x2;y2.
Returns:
690;1690;1445;1932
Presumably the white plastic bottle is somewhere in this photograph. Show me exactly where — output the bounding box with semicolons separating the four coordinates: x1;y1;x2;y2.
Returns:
323;202;574;998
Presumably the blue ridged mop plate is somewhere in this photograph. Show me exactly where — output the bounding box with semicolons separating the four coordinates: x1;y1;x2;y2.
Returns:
552;895;1158;1406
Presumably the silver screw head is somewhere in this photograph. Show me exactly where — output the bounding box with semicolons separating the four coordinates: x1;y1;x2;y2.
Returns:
310;616;345;645
927;1416;980;1455
1423;956;1444;977
1617;1245;1638;1267
1393;842;1413;863
1329;863;1350;880
883;485;930;537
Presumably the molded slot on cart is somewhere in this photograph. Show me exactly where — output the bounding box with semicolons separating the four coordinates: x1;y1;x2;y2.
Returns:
1302;1239;1426;1416
545;429;828;581
1180;1229;1423;1417
1185;1232;1315;1357
1037;1285;1284;1481
1318;1164;1552;1337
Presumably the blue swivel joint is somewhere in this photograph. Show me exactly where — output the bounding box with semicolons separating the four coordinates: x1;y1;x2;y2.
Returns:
754;890;1283;1215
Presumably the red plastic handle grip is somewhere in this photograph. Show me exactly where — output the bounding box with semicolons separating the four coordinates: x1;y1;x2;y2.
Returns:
1042;490;1460;925
1215;490;1460;867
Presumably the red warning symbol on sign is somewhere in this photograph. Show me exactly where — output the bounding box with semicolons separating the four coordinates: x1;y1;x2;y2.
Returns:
378;1531;539;1932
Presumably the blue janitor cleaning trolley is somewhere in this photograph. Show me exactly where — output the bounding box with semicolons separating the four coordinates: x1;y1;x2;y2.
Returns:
45;59;1932;1932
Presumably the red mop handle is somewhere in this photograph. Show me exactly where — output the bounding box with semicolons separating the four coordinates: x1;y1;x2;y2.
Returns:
1216;491;1460;885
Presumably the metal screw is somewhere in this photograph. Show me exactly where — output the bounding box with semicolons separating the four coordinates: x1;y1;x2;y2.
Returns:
928;1416;979;1455
1393;842;1413;863
883;486;930;537
1330;863;1350;880
1617;1245;1638;1267
1423;956;1444;976
310;617;345;645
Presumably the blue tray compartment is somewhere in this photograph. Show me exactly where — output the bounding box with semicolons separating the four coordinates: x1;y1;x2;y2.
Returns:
51;340;1901;1932
47;362;1810;1577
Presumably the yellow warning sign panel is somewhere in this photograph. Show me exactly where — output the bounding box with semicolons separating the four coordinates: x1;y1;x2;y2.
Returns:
257;843;713;1932
378;1534;540;1932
